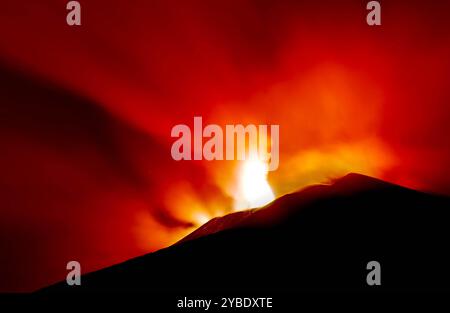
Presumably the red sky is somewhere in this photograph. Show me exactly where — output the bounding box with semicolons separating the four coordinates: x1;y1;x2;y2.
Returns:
0;0;450;291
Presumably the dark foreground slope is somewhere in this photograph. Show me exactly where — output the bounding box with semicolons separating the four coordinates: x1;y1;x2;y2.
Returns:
42;173;450;292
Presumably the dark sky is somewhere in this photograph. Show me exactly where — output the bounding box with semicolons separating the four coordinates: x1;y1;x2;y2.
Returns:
0;0;449;291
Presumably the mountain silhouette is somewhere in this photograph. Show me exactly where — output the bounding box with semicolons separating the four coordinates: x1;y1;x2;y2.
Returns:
41;173;450;292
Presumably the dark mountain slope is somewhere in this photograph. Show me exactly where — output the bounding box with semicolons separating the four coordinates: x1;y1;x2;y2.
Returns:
41;173;450;292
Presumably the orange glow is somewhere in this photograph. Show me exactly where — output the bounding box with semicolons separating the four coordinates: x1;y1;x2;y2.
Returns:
130;63;400;252
134;210;193;251
272;138;396;195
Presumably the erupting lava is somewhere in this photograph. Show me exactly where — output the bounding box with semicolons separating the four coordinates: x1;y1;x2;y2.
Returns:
235;155;275;210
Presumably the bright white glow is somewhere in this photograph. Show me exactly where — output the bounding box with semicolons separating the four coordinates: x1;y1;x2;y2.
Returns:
237;156;275;209
192;212;210;226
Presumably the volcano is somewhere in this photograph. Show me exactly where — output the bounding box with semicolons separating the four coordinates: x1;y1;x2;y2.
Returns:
41;173;450;293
